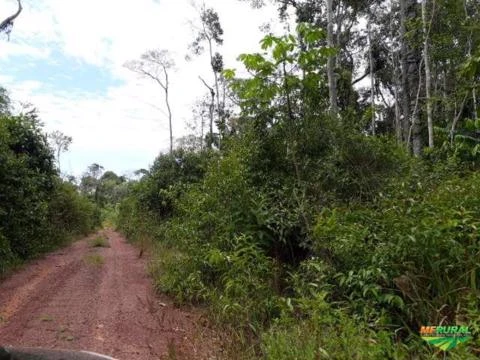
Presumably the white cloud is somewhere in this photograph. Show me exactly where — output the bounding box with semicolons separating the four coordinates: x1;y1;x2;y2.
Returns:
1;0;280;175
0;40;50;59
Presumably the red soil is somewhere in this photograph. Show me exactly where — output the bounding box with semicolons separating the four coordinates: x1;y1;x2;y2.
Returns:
0;230;218;359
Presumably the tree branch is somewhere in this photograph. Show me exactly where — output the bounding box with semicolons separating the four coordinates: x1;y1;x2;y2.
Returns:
0;0;22;35
352;71;369;86
138;69;167;92
450;93;468;143
199;76;215;94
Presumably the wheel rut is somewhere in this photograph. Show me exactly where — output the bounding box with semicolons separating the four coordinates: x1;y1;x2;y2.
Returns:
0;230;218;359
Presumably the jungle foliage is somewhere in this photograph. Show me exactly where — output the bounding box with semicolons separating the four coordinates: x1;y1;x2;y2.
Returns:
117;20;480;359
0;89;100;275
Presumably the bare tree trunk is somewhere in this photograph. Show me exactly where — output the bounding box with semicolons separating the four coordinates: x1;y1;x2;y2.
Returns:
450;94;468;142
163;67;173;155
368;21;375;135
464;0;478;120
209;92;214;146
124;50;175;156
442;68;449;117
473;89;478;120
394;82;402;142
207;37;222;136
199;77;215;148
392;50;402;142
200;113;205;150
334;2;343;69
326;0;338;117
432;64;439;124
390;1;402;143
57;148;61;171
400;0;422;155
411;110;422;156
422;0;434;148
399;0;411;145
410;58;424;156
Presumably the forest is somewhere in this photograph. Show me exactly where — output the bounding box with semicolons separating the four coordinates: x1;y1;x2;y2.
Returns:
0;97;98;275
1;0;480;358
118;0;480;358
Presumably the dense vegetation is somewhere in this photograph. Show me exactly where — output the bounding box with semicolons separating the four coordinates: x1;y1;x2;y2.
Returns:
117;3;480;358
0;89;101;275
2;0;479;358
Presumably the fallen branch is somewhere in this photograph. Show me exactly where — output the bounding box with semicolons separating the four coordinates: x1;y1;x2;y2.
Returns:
0;0;22;37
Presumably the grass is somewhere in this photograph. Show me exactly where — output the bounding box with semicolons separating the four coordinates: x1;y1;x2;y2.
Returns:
84;254;105;266
166;340;178;360
57;325;75;342
90;235;109;248
39;314;54;322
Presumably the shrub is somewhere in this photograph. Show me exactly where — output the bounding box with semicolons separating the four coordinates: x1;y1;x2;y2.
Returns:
48;181;101;241
313;171;480;342
0;111;99;272
0;114;56;260
90;235;109;248
261;312;396;360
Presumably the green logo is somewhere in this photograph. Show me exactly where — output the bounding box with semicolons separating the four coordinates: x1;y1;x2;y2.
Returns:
420;326;472;351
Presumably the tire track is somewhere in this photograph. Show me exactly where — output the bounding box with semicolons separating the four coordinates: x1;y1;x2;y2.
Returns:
0;231;219;359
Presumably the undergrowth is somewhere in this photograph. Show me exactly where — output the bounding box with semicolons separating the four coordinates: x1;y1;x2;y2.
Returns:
117;146;480;359
84;254;105;266
116;25;480;358
90;235;110;248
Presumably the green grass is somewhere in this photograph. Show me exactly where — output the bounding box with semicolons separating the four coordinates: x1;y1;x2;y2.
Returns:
83;254;105;266
57;325;75;342
39;314;54;322
89;235;109;248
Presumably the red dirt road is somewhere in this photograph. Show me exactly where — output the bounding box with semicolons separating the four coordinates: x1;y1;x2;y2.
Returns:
0;230;216;359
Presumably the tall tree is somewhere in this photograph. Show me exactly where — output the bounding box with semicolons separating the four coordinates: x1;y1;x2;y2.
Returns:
240;0;480;153
190;95;212;150
199;76;216;148
422;0;434;148
189;4;226;145
368;21;376;134
464;0;478;120
399;0;412;146
80;163;104;203
48;130;72;171
242;0;385;119
0;87;11;115
125;50;175;154
326;0;338;117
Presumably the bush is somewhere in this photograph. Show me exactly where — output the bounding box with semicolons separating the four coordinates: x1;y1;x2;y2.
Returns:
0;112;99;273
48;181;101;242
261;312;396;360
0;233;17;276
90;235;109;248
0;114;56;260
312;171;480;348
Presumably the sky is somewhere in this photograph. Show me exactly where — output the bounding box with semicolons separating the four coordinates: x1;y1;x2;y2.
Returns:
0;0;280;177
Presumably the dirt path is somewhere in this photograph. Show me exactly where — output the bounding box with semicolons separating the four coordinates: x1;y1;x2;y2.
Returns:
0;230;217;359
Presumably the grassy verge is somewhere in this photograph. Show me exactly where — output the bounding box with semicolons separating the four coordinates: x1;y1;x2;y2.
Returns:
89;234;110;248
84;254;105;266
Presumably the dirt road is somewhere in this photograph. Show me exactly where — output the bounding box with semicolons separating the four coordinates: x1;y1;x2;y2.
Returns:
0;230;216;359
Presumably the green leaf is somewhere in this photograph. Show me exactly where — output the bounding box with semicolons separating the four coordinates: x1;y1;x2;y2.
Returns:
223;68;236;81
260;35;275;50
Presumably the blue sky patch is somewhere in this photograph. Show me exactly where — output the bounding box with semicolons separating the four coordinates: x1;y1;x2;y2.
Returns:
0;49;123;95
